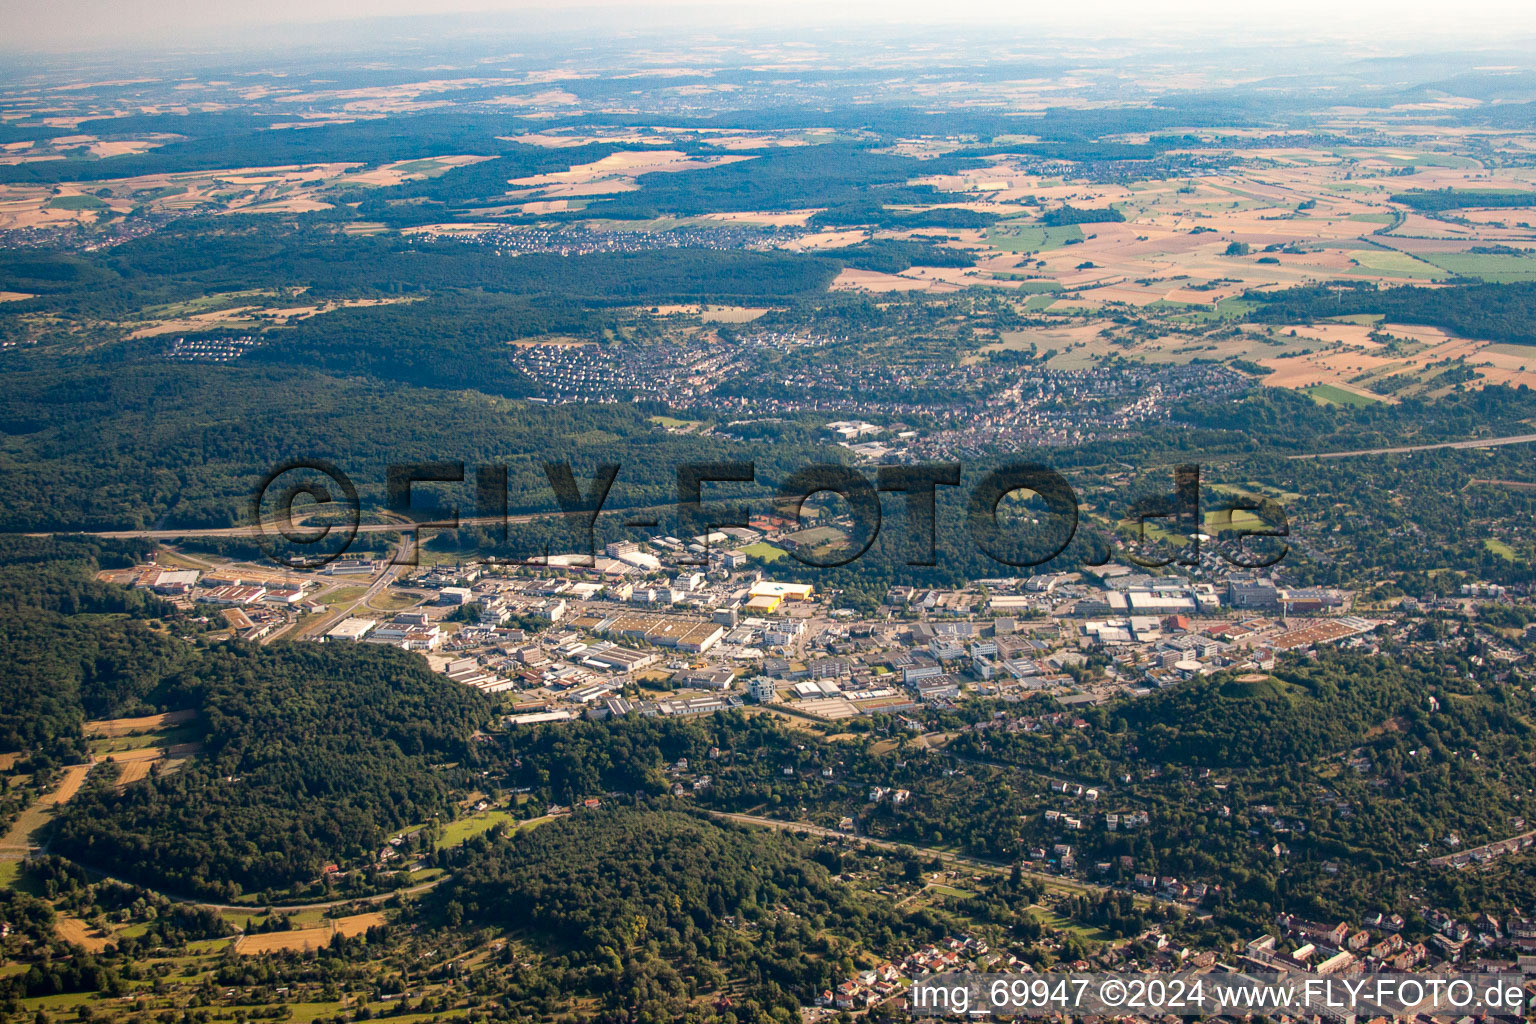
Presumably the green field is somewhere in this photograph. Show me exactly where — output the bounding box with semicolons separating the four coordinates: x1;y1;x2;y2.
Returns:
436;809;521;848
1219;675;1294;699
45;194;108;211
1418;253;1536;283
1322;313;1385;325
134;185;186;201
1029;906;1116;943
1483;538;1517;562
392;158;448;175
741;541;788;562
986;223;1084;253
1308;384;1380;407
1345;249;1446;281
1153;296;1264;323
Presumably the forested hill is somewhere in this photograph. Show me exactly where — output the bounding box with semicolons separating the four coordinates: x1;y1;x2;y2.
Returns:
431;804;944;1020
0;537;499;903
1121;656;1422;767
0;536;179;764
51;644;494;901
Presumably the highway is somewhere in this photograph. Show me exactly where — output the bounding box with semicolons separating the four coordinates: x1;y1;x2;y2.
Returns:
1286;432;1536;460
11;432;1536;546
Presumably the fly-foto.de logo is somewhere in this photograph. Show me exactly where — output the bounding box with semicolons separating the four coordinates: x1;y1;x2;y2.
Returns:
249;459;1287;571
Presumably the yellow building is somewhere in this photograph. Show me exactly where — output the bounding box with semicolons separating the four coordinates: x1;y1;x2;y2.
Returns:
749;581;814;602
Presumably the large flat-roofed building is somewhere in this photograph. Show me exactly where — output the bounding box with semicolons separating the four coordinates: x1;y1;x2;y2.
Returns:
578;642;659;674
744;594;782;614
1229;578;1280;609
198;585;267;606
148;569;200;595
649;695;743;717
327;617;377;641
1278;587;1345;614
750;581;814;602
1126;591;1195;614
672;667;735;690
675;625;725;654
591;613;725;654
506;710;580;726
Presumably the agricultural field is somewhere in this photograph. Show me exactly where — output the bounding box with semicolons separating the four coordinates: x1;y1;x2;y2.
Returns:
1307;383;1382;407
232;912;386;955
0;762;93;853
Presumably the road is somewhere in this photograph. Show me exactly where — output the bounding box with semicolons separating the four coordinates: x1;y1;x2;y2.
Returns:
17;500;680;543
281;534;416;642
1287;432;1536;460
8;434;1536;545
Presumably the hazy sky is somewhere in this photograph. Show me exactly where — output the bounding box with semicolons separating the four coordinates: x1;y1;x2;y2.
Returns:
2;0;1533;54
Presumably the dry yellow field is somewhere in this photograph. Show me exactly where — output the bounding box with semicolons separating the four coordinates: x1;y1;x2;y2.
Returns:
233;913;387;955
85;709;197;737
699;209;817;227
340;153;494;187
0;761;93;852
55;915;114;952
510;150;752;190
779;229;867;250
828;268;934;292
650;304;770;323
106;746;168;788
772;154;1533;302
43;761;92;805
1255;322;1536;396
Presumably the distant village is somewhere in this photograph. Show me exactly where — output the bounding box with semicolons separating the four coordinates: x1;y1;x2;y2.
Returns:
506;333;1251;457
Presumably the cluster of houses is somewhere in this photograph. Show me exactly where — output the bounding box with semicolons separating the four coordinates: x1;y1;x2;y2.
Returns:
819;936;991;1011
1250;908;1536;977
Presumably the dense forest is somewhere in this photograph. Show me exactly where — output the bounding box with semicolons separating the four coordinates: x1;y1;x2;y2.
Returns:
0;537;179;763
432;804;945;1021
818;239;978;274
1246;279;1536;345
1389;188;1536;212
0;223;842;310
0;361;835;532
51;644;493;900
571;144;968;219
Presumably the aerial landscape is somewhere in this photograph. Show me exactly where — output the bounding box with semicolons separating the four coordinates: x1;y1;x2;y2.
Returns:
2;1;1536;1021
